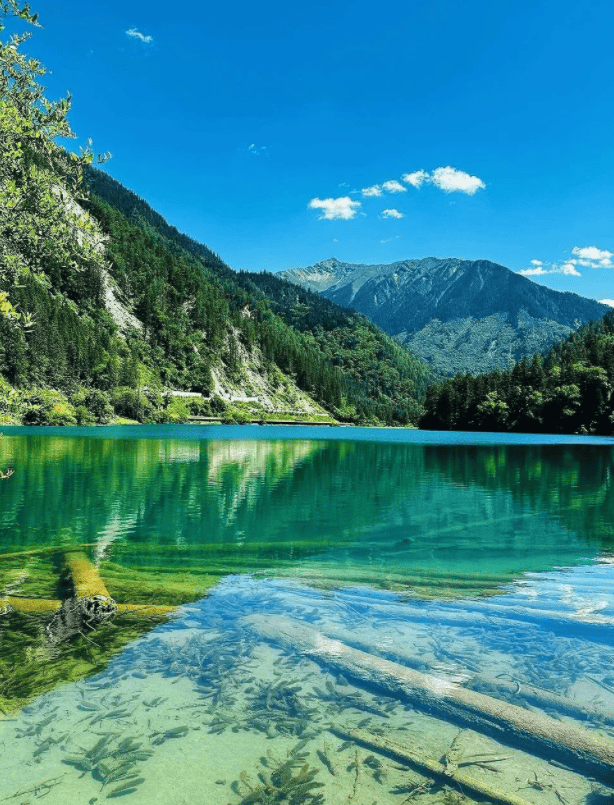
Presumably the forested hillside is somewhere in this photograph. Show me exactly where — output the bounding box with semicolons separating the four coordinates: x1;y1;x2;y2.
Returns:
421;311;614;434
241;270;430;423
0;3;429;427
82;177;430;425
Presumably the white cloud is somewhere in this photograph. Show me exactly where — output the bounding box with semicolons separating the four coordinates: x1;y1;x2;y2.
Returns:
519;259;582;278
248;143;267;156
572;245;613;268
382;179;406;194
518;266;548;276
308;196;361;220
518;245;612;280
430;166;485;195
402;170;430;188
316;165;484;220
125;27;153;44
599;299;614;307
400;166;485;194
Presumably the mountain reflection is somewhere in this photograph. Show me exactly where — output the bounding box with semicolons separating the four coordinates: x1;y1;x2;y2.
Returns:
422;444;614;551
0;434;611;591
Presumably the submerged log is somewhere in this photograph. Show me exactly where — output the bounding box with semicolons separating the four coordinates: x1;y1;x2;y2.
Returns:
1;596;175;619
245;614;614;784
331;727;534;805
317;622;614;726
1;553;177;633
116;603;176;618
65;552;113;601
42;553;118;643
0;544;98;561
0;595;61;613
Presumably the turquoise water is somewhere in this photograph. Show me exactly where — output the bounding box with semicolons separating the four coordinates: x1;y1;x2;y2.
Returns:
0;426;613;804
0;425;613;575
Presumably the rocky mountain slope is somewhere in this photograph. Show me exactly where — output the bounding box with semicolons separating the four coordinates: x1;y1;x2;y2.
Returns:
281;258;610;375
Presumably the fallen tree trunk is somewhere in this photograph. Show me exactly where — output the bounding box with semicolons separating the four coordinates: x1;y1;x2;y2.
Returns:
1;596;175;619
116;602;176;618
0;544;97;561
318;622;614;726
0;595;61;613
41;552;120;642
331;726;534;805
245;614;614;784
65;552;113;601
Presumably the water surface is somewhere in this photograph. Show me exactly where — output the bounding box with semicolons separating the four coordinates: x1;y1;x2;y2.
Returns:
0;427;613;804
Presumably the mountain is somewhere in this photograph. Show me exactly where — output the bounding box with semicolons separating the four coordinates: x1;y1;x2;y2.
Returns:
420;310;614;435
0;81;431;429
281;257;610;376
236;270;431;423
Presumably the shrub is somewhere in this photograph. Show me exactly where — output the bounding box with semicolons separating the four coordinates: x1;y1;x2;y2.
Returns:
152;397;190;424
47;401;77;426
22;390;77;426
111;387;153;421
85;389;114;424
209;395;226;414
74;405;95;425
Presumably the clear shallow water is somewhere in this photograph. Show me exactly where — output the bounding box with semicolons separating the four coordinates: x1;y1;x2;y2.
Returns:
0;426;613;804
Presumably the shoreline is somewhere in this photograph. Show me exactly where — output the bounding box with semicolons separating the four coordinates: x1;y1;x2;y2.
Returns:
0;423;612;445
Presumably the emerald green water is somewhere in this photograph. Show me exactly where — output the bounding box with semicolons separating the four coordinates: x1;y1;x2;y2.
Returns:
1;426;614;804
0;425;613;579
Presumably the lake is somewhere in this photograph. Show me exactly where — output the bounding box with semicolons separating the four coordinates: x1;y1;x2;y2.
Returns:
0;426;613;805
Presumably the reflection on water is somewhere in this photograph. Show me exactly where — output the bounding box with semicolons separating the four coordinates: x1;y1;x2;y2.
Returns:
0;429;613;581
0;427;614;803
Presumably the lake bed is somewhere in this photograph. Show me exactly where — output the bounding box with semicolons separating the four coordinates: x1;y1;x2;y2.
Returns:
1;427;613;804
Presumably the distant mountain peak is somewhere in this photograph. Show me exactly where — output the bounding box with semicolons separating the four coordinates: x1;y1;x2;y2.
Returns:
281;256;610;376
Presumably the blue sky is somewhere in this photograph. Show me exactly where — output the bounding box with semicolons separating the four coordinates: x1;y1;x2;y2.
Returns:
15;0;614;303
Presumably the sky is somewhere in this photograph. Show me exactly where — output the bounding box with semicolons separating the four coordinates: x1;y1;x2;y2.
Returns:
11;0;614;304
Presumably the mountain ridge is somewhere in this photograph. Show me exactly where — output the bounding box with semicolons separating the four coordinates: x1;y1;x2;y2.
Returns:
281;257;610;375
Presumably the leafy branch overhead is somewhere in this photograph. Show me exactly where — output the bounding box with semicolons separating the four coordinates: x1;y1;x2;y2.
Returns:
0;0;109;325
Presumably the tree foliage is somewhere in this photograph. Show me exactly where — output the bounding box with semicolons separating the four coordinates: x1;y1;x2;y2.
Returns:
243;270;430;424
0;1;108;326
421;312;614;435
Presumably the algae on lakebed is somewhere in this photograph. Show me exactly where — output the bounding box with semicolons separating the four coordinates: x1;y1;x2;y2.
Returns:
0;610;160;715
1;573;606;805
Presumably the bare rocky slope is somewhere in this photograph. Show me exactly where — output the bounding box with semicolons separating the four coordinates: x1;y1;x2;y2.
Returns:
281;257;610;376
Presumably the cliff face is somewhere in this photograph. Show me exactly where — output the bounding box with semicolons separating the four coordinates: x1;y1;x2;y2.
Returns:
282;257;610;375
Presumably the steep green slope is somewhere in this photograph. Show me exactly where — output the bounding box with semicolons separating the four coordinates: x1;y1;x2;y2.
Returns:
85;169;430;425
0;185;349;424
0;5;428;427
240;270;431;423
420;311;614;434
83;166;230;277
